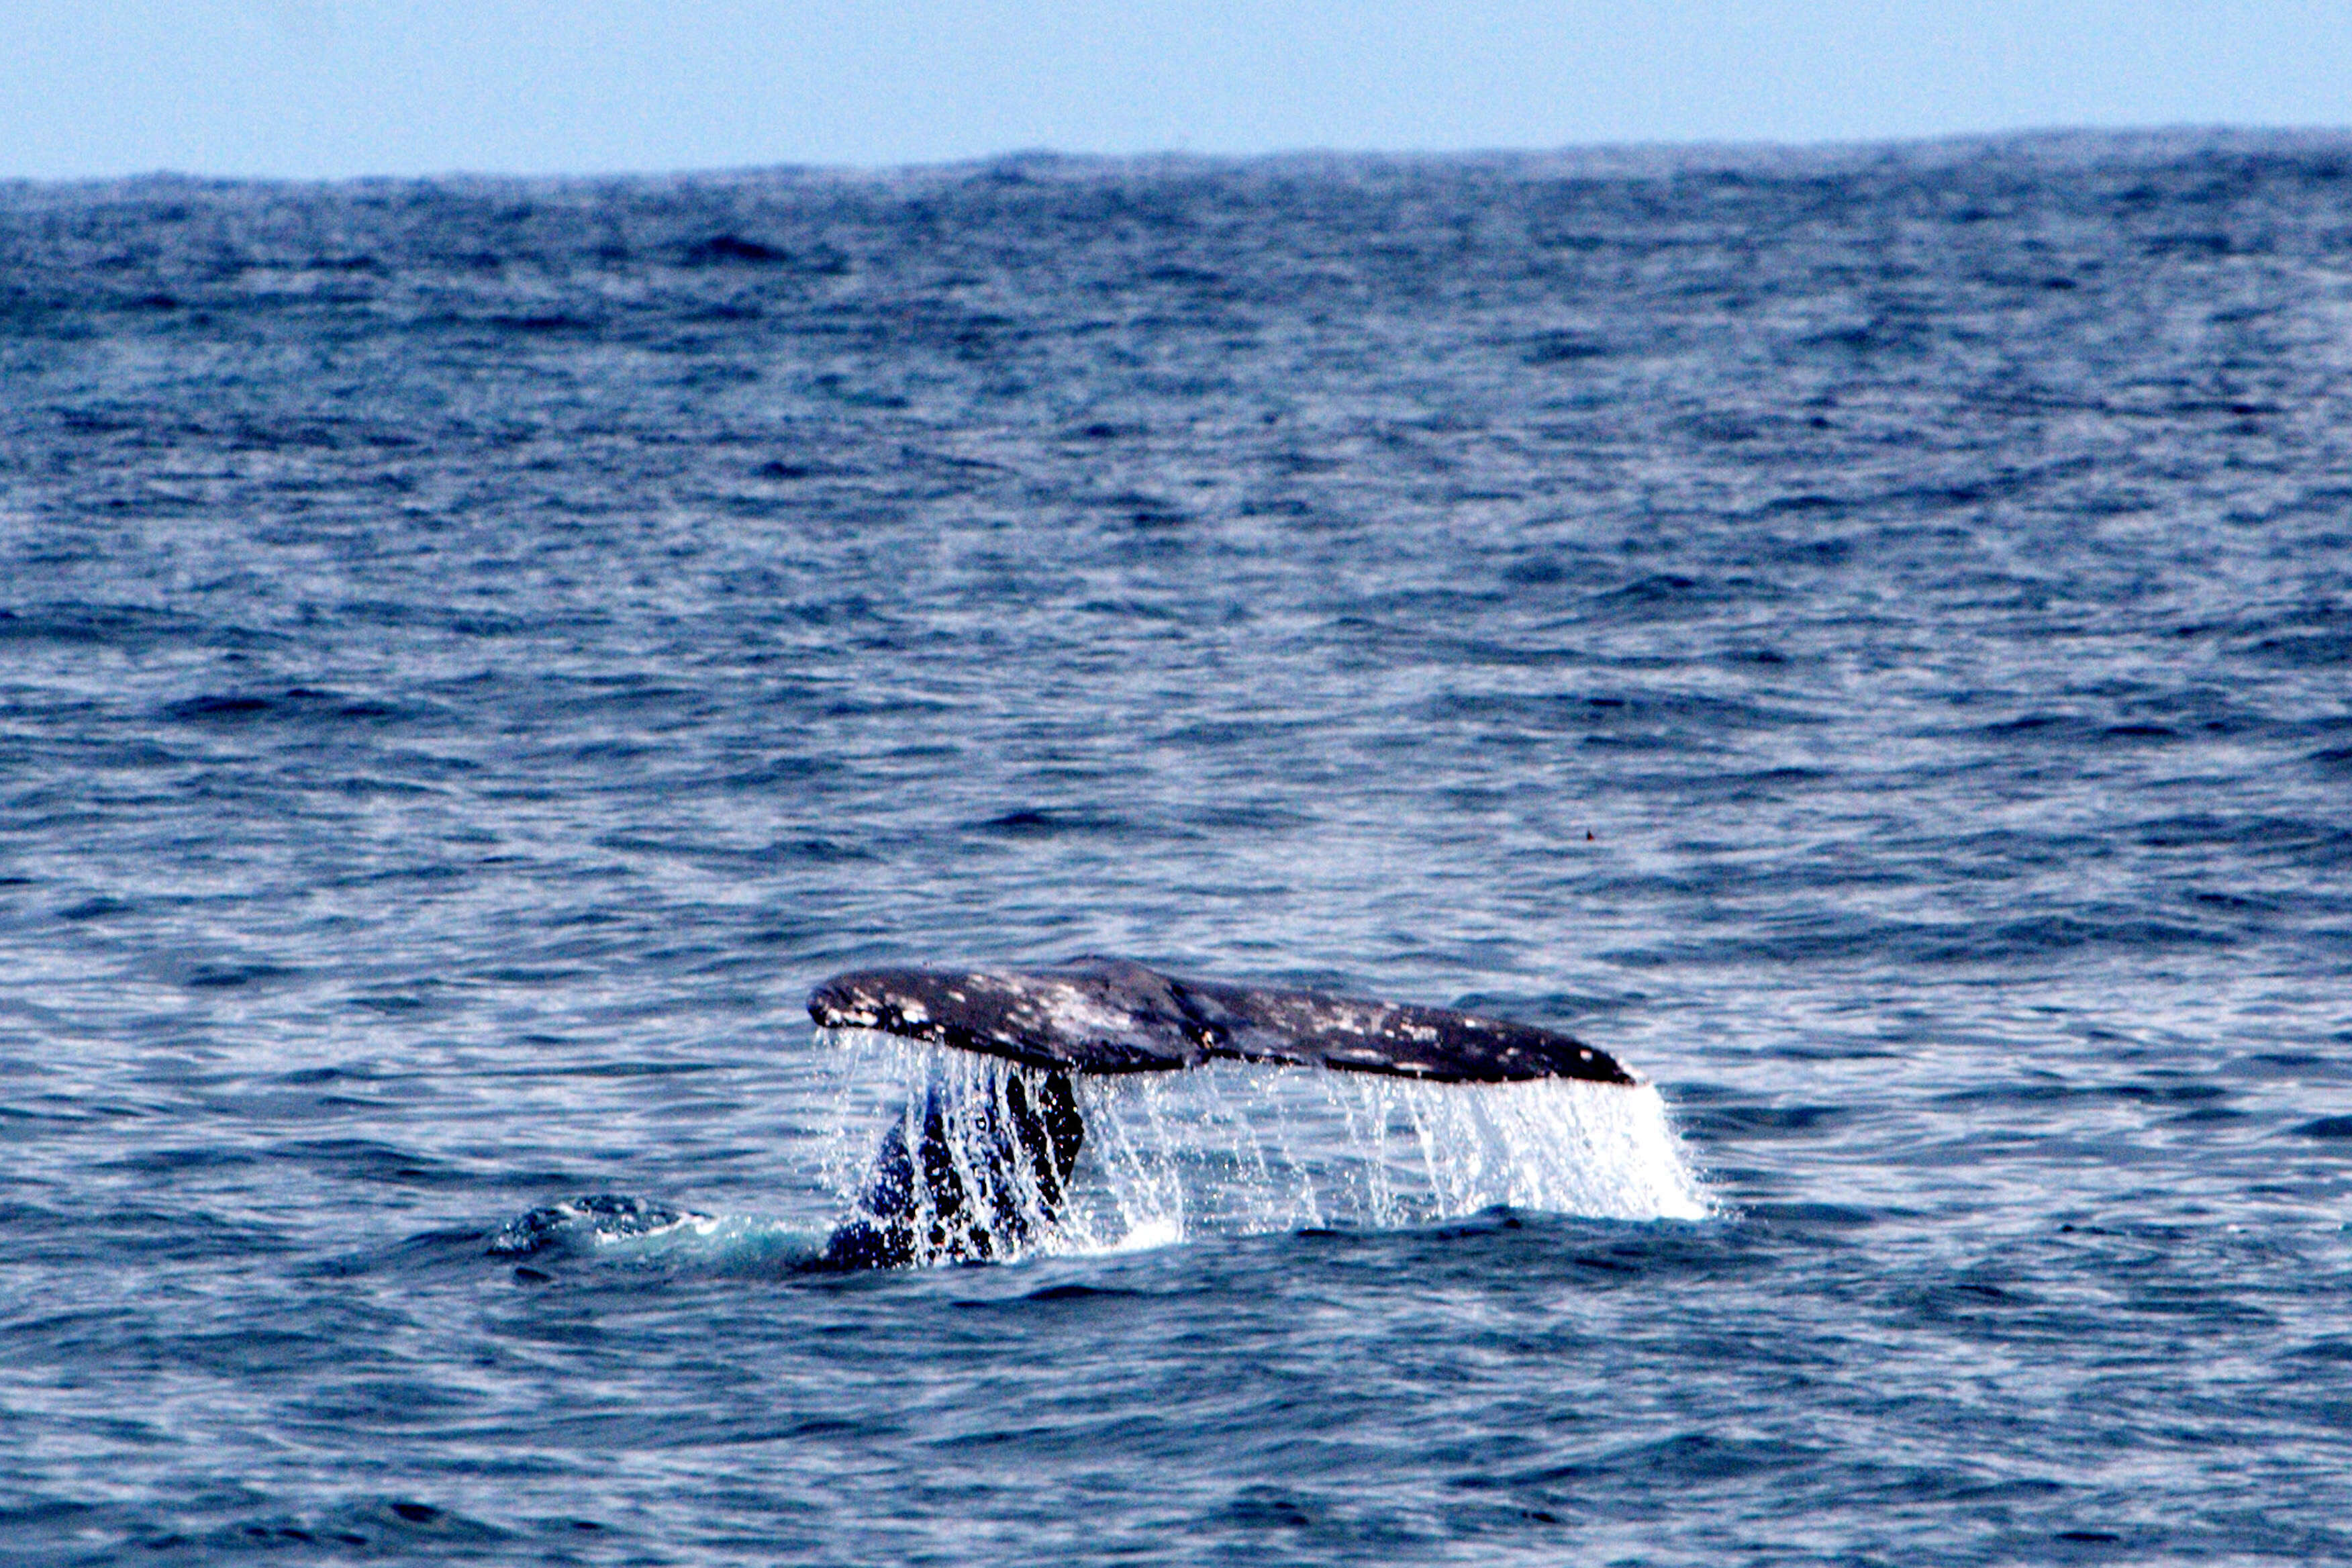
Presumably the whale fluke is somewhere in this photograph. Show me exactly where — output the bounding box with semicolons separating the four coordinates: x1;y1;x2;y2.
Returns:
806;957;1637;1086
807;959;1641;1266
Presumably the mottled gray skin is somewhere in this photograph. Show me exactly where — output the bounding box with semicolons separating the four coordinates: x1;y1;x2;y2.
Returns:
806;956;1638;1085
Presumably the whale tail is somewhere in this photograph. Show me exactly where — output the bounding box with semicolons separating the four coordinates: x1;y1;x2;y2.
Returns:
808;955;1637;1085
808;957;1640;1267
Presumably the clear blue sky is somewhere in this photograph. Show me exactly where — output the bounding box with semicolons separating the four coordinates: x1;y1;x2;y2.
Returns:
5;1;2345;181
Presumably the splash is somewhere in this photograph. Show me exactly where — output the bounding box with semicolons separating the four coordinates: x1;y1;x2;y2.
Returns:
490;1194;822;1272
489;1194;705;1255
816;1028;1709;1263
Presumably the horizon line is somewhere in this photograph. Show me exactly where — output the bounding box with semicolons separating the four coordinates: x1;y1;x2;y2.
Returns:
10;122;2352;192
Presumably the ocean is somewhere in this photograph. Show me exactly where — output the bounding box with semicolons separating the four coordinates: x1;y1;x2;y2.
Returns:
3;130;2349;1563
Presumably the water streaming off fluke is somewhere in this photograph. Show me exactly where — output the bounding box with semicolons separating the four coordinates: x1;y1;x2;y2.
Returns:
816;1028;1710;1265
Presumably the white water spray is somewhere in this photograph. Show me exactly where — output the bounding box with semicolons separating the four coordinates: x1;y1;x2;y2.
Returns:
816;1028;1710;1262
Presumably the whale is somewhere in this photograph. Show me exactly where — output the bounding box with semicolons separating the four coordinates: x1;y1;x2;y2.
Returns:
806;957;1638;1267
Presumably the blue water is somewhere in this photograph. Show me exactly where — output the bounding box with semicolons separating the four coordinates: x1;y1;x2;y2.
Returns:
5;130;2351;1563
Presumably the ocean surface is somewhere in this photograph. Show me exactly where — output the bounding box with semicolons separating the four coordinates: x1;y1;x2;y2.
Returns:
4;130;2351;1564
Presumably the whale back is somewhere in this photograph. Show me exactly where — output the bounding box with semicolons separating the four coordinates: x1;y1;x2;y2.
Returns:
806;957;1637;1086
